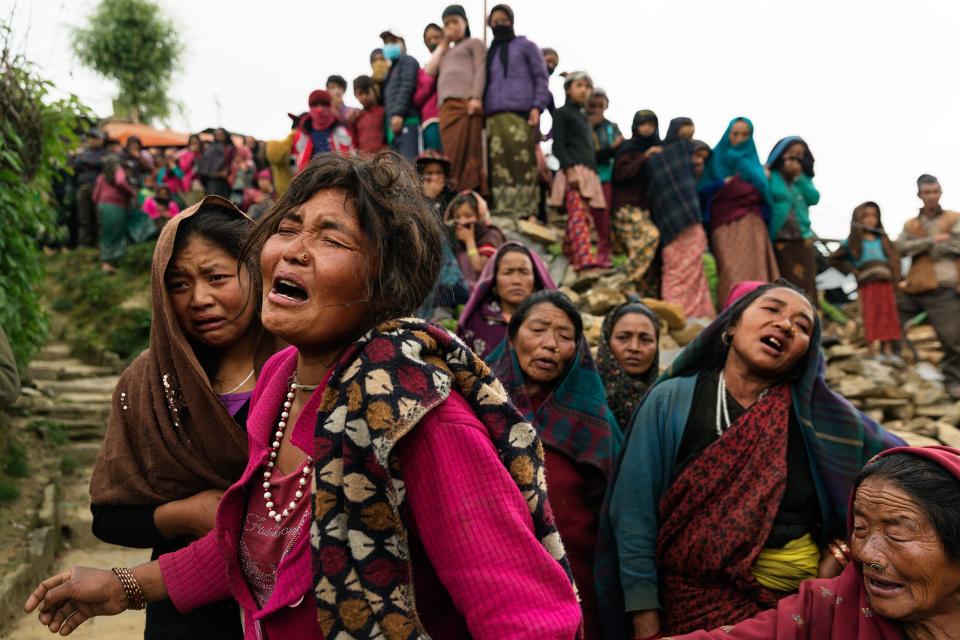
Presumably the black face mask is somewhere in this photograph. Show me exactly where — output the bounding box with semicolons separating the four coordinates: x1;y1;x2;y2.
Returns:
547;65;556;76
155;197;170;206
426;42;438;52
491;24;514;40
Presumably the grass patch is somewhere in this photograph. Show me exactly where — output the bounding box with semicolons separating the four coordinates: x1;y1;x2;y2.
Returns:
60;456;79;477
27;419;69;445
43;243;155;361
0;480;19;503
2;440;28;478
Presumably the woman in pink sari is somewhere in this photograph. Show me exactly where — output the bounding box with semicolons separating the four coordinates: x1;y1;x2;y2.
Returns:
669;446;960;639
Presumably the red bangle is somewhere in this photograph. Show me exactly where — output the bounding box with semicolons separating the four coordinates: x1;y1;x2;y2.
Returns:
835;539;851;559
827;543;848;568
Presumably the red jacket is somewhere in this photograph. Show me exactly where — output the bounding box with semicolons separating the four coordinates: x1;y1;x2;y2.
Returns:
291;115;354;172
351;105;386;154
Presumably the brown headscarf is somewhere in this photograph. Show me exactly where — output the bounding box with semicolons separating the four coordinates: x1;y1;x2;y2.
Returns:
90;196;275;505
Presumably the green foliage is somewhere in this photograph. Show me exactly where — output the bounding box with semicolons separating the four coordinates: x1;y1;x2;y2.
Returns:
44;244;154;361
27;419;69;446
820;298;849;325
0;480;19;503
60;456;79;477
703;252;718;309
0;24;91;370
71;0;181;123
2;440;28;477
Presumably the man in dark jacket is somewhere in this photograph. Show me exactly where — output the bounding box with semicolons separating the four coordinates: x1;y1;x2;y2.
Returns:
70;129;107;247
380;29;421;159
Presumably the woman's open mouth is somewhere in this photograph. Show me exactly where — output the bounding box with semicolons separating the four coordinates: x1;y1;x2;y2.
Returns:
865;575;905;597
269;273;309;305
759;334;786;356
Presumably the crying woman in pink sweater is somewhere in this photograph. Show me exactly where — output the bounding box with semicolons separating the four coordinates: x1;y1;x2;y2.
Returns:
25;152;583;640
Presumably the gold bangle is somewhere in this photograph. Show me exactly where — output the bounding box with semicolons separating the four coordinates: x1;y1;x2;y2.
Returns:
467;248;479;257
112;567;146;610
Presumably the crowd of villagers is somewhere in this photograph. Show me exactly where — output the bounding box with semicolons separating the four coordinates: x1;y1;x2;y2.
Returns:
27;3;960;640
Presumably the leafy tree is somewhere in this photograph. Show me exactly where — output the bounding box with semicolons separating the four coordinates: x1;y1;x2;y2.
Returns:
0;23;90;369
71;0;180;124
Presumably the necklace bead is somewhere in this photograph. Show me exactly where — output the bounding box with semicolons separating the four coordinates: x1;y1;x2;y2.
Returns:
261;380;315;524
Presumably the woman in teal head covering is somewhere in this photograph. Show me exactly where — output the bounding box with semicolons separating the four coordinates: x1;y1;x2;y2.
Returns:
489;289;621;638
766;136;821;302
698;117;780;306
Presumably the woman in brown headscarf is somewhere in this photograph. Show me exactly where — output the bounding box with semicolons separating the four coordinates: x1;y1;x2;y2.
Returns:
88;196;276;639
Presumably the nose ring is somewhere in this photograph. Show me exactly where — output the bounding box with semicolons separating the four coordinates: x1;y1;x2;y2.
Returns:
299;252;310;264
868;561;885;573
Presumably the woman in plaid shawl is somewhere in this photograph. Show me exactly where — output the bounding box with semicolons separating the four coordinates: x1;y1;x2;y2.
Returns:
489;290;622;638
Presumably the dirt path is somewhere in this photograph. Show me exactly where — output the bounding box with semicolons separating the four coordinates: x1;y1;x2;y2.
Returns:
6;545;150;639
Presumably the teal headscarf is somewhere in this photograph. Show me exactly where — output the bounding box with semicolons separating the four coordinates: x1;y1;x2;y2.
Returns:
699;116;772;211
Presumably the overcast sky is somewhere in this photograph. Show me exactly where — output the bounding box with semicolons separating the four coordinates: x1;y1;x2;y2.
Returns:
6;0;960;239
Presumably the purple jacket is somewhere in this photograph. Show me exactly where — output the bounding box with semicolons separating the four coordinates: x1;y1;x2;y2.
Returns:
483;36;551;116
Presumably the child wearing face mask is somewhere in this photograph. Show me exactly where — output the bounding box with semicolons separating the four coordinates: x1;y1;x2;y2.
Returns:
548;71;611;272
370;48;389;97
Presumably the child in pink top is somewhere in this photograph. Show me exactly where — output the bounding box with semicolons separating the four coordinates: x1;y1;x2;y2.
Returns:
142;185;181;229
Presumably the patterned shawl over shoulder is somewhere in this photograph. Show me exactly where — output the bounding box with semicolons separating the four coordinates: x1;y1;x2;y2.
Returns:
310;318;574;639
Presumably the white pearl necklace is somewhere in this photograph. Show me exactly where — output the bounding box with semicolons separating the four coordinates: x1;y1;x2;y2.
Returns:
262;381;313;523
715;372;733;436
715;372;770;436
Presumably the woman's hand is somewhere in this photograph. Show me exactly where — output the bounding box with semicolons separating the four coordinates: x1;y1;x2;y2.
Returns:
466;98;483;116
632;609;661;638
527;108;540;128
391;115;404;134
24;567;128;635
154;489;224;539
818;548;845;578
455;222;475;245
643;146;663;159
